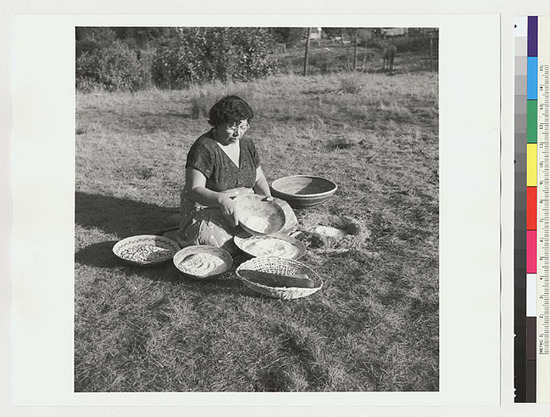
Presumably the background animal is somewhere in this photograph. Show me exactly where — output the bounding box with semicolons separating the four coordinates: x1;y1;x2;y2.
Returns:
382;44;397;72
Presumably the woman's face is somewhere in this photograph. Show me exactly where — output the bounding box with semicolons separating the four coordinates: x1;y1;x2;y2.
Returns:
213;119;249;145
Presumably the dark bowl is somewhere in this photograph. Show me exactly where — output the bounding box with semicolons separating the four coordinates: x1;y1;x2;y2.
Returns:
270;175;338;208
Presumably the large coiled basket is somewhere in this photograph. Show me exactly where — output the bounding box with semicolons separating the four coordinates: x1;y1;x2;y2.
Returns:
112;235;180;266
270;175;338;208
173;245;233;280
236;257;323;300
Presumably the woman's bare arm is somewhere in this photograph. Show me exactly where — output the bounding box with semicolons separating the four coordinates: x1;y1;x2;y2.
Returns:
253;166;271;197
185;168;239;226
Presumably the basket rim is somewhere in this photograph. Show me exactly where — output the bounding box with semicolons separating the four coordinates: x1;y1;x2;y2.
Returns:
240;278;322;300
113;233;180;247
240;278;323;292
173;245;233;278
270;175;338;199
236;257;323;290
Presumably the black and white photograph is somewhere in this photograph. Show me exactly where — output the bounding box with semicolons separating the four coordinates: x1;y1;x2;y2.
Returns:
73;26;439;392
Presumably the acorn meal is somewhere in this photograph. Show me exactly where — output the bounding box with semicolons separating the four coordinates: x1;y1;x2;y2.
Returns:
176;252;228;278
118;245;174;264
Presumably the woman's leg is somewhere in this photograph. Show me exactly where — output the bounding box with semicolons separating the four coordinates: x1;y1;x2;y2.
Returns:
178;207;240;254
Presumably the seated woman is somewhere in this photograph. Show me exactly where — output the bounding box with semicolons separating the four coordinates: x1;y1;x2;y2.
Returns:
178;95;297;253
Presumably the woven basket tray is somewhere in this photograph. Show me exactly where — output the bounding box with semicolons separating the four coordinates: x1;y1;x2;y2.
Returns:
112;235;180;267
233;233;306;260
236;257;323;300
234;195;286;235
173;245;233;280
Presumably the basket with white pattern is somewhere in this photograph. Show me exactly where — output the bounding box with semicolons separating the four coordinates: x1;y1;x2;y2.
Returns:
236;257;323;300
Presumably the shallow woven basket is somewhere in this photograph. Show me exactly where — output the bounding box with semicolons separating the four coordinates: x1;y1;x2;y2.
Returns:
270;175;338;208
173;245;233;280
234;195;286;235
233;233;306;260
112;235;180;267
236;257;323;300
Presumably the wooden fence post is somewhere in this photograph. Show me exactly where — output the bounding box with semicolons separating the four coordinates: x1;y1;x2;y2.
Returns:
304;27;312;76
353;29;358;71
429;35;434;71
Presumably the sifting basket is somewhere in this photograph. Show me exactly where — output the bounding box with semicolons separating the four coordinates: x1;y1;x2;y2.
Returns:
234;195;286;235
113;235;180;267
236;257;323;300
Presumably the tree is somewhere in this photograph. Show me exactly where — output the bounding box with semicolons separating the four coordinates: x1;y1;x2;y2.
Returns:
76;40;147;92
110;27;171;48
271;28;306;51
75;27;118;44
357;29;373;71
75;27;118;58
151;27;275;89
321;27;344;40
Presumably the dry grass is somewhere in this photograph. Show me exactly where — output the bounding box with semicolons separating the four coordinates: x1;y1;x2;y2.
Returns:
75;68;439;392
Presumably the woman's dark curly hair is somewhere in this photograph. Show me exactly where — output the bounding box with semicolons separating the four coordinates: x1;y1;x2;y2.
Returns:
208;95;254;127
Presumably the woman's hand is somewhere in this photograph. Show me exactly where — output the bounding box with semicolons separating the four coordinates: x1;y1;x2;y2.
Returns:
221;187;254;199
219;195;239;227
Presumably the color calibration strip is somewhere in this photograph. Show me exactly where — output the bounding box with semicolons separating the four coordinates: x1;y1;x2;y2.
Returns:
515;16;550;403
527;15;538;402
514;16;528;403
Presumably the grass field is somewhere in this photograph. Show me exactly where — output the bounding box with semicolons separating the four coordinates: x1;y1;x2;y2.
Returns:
75;67;439;391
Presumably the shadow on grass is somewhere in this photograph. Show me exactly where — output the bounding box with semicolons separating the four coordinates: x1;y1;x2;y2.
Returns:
76;191;179;238
149;253;254;293
75;242;251;296
75;206;256;296
75;240;120;268
75;192;282;297
120;262;255;298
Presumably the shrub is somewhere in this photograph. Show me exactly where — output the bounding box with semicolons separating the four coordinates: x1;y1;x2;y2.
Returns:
76;40;148;92
270;28;307;50
75;39;101;58
151;28;275;89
